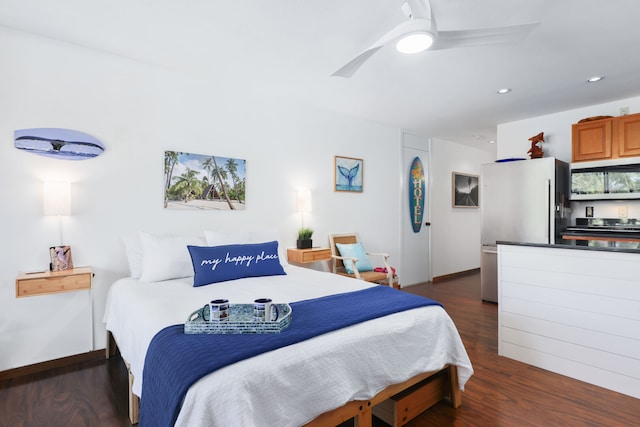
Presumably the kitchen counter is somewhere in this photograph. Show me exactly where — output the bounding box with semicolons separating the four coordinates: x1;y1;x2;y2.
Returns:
497;243;640;400
562;233;640;244
561;230;640;240
560;218;640;244
497;240;640;254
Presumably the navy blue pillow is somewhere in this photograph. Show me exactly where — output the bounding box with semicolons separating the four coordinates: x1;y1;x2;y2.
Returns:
188;241;286;287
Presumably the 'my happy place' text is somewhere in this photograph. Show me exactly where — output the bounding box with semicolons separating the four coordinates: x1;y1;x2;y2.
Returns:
200;251;279;270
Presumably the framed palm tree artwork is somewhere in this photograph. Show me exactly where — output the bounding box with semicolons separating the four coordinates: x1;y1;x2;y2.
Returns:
334;155;363;192
164;150;246;210
452;172;479;208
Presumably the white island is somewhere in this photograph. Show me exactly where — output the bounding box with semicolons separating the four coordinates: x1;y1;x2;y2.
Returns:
497;242;640;399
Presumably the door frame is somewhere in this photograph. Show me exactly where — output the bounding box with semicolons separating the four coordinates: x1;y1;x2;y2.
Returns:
400;130;432;285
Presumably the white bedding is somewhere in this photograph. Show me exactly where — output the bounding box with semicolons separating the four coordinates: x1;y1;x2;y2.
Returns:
103;264;473;426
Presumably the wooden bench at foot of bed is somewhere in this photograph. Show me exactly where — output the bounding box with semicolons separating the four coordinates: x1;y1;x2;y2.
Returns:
106;331;461;426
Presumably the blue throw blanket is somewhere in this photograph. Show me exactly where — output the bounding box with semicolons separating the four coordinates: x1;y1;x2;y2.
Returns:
139;285;442;426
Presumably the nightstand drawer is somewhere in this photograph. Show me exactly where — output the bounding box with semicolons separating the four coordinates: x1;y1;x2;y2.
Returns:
287;248;332;264
16;267;93;297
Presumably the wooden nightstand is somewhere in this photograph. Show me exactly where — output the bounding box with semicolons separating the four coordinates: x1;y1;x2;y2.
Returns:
16;266;93;298
14;267;95;366
287;247;332;264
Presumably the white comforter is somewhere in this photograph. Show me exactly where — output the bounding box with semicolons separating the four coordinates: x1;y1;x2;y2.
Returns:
103;264;473;426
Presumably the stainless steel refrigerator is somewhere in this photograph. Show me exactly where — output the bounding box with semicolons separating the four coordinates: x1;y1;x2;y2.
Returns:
480;157;570;302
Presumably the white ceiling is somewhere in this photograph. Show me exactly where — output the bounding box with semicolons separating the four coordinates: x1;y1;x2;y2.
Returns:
2;0;640;150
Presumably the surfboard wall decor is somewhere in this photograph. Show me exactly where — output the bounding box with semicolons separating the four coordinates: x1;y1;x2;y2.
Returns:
409;156;425;233
14;128;105;160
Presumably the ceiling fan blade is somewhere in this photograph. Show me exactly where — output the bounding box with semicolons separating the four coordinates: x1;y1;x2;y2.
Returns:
432;22;540;50
332;18;432;78
403;0;430;20
332;46;385;78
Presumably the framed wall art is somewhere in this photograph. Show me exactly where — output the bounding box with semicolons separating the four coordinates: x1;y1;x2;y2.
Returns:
452;172;479;208
164;150;246;210
334;156;363;193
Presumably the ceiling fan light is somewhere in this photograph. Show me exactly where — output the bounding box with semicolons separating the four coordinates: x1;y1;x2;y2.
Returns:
396;32;434;54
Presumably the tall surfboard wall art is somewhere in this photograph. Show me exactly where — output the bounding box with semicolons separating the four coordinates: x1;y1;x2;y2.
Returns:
409;156;425;233
14;128;105;160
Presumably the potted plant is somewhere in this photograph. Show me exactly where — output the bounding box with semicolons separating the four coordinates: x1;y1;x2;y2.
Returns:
297;227;314;249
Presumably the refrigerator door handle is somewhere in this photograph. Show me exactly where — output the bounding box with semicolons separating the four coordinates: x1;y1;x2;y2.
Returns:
545;179;551;243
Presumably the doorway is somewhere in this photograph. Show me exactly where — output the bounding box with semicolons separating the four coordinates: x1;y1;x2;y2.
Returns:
401;132;431;286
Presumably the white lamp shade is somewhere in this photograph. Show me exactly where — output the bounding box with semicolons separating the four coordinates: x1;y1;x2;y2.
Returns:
296;189;312;213
44;181;71;216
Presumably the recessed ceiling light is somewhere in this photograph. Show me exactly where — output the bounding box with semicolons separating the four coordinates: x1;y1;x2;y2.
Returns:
488;140;496;144
497;88;511;94
587;76;604;83
396;32;434;54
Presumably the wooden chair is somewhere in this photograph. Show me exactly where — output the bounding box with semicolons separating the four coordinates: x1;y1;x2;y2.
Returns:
328;233;399;288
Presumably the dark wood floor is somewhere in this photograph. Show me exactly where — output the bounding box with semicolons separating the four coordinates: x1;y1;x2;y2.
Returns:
1;272;638;426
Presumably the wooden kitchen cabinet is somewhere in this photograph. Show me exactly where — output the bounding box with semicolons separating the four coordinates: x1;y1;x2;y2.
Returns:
572;118;612;162
617;113;640;157
572;113;640;162
16;266;93;297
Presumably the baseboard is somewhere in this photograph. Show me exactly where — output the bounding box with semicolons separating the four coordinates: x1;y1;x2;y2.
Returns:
0;349;105;381
432;268;480;283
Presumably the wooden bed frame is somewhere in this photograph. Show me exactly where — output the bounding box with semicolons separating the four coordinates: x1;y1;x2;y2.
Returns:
304;366;460;427
106;331;461;426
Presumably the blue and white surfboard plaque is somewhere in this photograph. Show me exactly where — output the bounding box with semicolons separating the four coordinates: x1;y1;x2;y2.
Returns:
14;128;105;160
409;157;425;233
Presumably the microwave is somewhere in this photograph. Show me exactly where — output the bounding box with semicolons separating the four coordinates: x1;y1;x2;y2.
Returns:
571;162;640;200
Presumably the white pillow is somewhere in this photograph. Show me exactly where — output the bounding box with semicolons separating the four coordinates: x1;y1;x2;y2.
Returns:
249;230;288;266
139;232;205;283
121;234;143;279
204;230;250;246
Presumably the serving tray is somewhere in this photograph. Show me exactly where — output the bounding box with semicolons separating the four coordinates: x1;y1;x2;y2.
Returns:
185;303;292;334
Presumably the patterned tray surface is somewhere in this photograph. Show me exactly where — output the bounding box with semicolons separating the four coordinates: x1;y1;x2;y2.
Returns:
185;303;292;334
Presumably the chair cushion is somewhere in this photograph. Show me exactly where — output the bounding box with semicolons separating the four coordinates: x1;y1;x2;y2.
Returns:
335;242;373;274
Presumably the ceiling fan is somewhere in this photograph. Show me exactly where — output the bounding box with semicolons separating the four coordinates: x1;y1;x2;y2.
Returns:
332;0;539;78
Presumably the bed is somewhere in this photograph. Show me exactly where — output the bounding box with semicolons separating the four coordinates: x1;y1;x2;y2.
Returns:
104;232;473;426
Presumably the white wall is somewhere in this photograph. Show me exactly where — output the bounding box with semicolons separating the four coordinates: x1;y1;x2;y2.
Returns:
497;95;640;220
0;27;402;370
430;138;495;278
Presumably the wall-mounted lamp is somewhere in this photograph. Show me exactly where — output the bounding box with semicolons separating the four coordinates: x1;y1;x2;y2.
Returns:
296;189;312;228
44;181;71;245
44;181;71;216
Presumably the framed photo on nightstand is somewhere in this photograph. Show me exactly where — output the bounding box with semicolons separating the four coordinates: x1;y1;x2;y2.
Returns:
50;245;73;271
